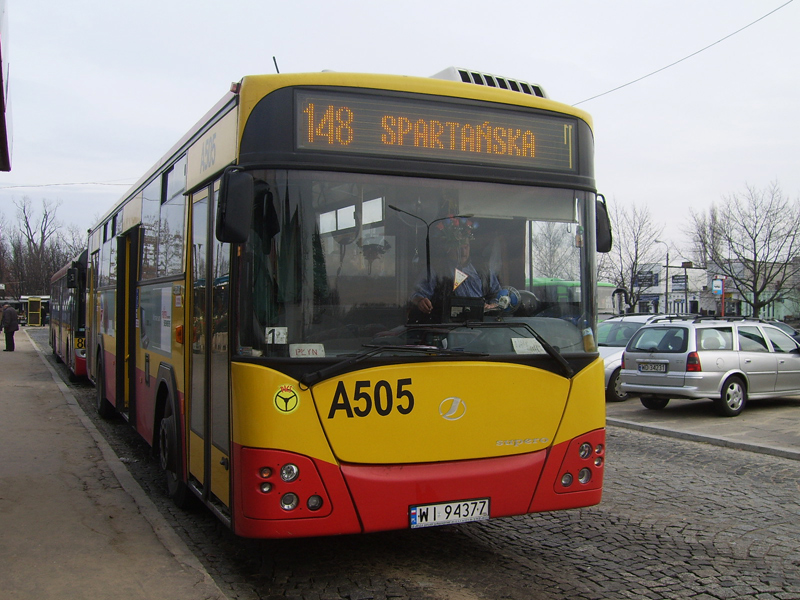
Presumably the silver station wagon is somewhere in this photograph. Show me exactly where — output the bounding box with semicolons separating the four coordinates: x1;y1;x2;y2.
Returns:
620;317;800;416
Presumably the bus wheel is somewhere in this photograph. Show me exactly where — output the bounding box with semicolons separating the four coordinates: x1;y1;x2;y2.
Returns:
158;401;190;507
95;361;115;418
714;376;746;417
641;396;669;410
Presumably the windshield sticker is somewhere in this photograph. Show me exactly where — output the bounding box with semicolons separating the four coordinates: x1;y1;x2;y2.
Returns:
274;385;299;414
290;343;325;358
266;327;288;345
512;338;546;354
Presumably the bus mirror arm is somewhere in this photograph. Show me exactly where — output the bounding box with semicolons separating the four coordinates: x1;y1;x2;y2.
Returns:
216;167;255;243
596;194;613;253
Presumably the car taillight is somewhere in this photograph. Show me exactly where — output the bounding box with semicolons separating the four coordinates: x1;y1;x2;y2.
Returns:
621;352;625;369
686;351;701;372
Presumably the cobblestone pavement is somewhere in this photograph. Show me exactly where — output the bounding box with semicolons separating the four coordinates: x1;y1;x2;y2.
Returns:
30;327;800;600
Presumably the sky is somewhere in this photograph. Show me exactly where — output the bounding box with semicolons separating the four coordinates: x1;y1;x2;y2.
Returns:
1;0;798;259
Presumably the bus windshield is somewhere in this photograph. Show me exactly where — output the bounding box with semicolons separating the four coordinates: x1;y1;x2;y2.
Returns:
235;170;596;359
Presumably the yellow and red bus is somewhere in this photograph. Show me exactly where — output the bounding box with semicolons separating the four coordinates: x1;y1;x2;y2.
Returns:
86;68;611;538
50;250;88;380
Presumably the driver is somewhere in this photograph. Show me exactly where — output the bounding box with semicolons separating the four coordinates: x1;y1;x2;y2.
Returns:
410;217;501;317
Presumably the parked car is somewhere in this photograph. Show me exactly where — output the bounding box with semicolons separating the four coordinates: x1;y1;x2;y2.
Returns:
597;313;665;402
620;316;800;417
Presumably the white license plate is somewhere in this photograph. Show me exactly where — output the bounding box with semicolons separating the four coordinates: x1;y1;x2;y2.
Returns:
639;363;667;373
410;498;490;529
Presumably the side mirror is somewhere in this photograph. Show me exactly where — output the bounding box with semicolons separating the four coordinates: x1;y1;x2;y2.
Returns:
216;168;254;243
596;194;613;253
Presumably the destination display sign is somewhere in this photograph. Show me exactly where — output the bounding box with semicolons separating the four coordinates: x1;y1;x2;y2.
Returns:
295;90;577;172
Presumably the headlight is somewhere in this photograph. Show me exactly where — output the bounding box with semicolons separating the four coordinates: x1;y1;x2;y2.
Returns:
280;464;299;482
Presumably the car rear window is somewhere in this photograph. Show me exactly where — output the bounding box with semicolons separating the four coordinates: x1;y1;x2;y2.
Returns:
628;326;688;353
598;322;644;347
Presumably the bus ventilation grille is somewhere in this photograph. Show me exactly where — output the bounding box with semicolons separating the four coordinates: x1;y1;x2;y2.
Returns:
431;67;548;99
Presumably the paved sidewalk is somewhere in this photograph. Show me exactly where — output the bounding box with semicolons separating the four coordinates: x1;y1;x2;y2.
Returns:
0;331;227;600
607;393;800;461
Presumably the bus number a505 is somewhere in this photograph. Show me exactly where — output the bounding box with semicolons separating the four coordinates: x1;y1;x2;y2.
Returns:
328;378;414;418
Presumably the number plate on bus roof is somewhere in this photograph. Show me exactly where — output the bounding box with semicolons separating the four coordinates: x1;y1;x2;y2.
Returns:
410;498;490;529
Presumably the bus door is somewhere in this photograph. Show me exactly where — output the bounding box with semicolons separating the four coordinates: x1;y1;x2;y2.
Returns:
88;250;99;381
188;182;231;509
115;228;139;420
27;297;42;326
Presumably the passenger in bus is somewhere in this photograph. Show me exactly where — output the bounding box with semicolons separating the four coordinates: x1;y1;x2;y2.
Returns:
410;218;501;322
1;303;20;351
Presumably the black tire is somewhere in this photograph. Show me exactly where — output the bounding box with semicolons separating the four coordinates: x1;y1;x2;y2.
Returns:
641;396;670;410
95;360;115;418
158;400;191;508
606;368;629;402
714;376;746;417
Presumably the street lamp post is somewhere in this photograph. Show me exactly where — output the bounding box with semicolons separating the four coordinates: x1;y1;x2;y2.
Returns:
655;240;669;313
681;261;693;313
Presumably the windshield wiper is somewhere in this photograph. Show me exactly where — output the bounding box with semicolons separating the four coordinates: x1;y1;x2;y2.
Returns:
299;345;488;387
460;321;574;378
363;344;489;357
299;321;573;387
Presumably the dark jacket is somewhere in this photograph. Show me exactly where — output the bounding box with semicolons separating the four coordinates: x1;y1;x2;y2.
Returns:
1;306;19;333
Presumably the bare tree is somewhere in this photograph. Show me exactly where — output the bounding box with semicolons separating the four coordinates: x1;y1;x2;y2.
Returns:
599;202;666;313
690;182;800;318
530;221;579;280
63;223;89;259
0;211;10;296
3;197;74;296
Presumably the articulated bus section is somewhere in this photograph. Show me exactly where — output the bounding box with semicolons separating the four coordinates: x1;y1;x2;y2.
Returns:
50;250;88;381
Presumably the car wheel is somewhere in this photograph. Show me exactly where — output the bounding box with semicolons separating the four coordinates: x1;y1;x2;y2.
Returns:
641;396;670;410
714;376;746;417
606;368;629;402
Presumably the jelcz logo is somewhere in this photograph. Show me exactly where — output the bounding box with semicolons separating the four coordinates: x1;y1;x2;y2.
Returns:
274;385;299;414
438;397;466;421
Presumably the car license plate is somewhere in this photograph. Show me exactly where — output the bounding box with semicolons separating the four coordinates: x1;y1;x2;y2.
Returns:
410;498;490;529
639;363;667;373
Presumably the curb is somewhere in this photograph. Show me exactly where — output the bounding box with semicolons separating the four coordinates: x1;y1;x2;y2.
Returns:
26;330;230;600
607;417;800;462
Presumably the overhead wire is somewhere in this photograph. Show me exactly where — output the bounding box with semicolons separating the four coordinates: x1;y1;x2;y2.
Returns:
573;0;794;106
0;181;132;190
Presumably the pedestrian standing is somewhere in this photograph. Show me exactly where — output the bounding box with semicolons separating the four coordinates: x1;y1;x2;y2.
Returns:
1;303;19;351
